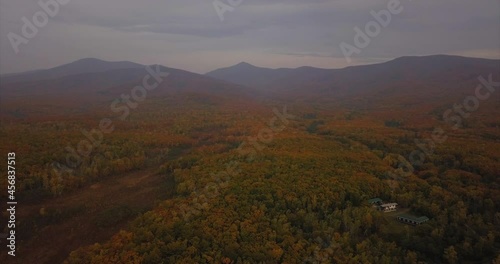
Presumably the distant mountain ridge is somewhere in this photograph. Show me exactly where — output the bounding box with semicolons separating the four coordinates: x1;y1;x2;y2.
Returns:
206;55;500;88
205;55;500;104
1;58;144;83
2;55;499;113
0;59;253;109
206;62;293;89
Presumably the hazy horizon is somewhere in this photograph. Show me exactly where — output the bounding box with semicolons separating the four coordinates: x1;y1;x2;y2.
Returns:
2;53;500;76
1;0;499;75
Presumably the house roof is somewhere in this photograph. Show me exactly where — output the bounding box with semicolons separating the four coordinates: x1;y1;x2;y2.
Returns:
380;203;398;207
368;198;382;203
397;214;430;223
416;216;429;222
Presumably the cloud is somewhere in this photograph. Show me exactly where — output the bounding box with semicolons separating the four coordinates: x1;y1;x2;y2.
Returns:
0;0;498;74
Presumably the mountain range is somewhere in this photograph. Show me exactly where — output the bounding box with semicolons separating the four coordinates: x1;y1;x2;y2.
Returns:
1;55;499;115
207;55;500;102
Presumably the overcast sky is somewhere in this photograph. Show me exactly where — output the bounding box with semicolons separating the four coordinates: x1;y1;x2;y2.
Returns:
1;0;499;74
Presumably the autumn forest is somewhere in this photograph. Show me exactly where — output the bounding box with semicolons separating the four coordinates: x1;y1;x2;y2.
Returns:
0;55;499;264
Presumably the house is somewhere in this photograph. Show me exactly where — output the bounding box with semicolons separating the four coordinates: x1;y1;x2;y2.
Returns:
367;198;399;212
378;203;398;212
397;214;430;225
368;198;383;205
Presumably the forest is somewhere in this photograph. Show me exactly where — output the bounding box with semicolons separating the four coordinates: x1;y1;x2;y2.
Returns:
1;93;499;263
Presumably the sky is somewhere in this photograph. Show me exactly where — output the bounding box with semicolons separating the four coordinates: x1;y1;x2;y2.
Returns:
0;0;499;74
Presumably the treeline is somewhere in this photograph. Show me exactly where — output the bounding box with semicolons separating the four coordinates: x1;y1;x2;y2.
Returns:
66;114;500;263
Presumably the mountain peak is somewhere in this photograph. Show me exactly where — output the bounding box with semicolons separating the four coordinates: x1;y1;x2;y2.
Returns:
67;58;142;67
2;58;144;82
234;62;256;67
73;58;106;63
